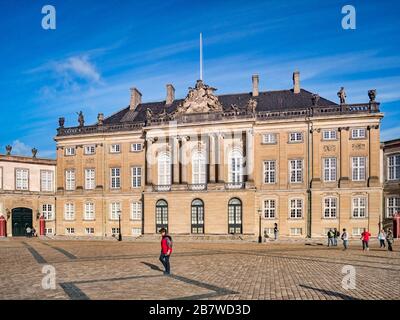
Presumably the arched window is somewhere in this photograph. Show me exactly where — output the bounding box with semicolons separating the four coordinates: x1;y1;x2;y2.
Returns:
156;200;168;232
158;152;171;185
191;199;204;234
228;198;242;234
228;149;243;183
192;152;206;184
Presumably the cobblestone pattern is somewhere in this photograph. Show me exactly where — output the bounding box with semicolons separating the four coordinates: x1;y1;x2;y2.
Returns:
0;239;398;300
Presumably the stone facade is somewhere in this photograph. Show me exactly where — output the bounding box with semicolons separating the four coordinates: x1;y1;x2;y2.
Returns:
53;73;384;239
0;153;56;236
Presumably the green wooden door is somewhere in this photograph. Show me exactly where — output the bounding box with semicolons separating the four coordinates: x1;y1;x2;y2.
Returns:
12;208;33;236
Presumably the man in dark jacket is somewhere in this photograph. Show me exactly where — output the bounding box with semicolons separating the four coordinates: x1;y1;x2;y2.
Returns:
159;228;172;275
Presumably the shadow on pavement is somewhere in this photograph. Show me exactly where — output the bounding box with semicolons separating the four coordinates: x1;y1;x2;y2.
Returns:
299;284;358;300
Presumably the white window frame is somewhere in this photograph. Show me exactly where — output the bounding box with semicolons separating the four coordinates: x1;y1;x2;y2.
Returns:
290;228;303;236
15;168;29;191
289;132;303;143
131;143;142;152
352;227;363;236
131;167;142;188
42;204;54;221
110;202;121;220
289;198;303;219
192;152;206;184
64;203;75;221
131;202;142;220
84;145;96;155
85;227;95;235
323;197;338;219
263;160;276;184
322;129;337;141
386;196;400;218
66;227;75;235
262;133;277;144
158;152;171;185
388;154;400;181
85;168;96;190
110;144;121;153
111;227;120;235
289;159;303;183
84;202;95;220
352;157;366;181
45;228;53;235
65;147;76;156
132;228;142;237
352;197;367;218
351;128;366;139
110;168;121;189
40;170;53;192
65;169;76;191
228;149;243;183
263;199;276;219
323;158;337;182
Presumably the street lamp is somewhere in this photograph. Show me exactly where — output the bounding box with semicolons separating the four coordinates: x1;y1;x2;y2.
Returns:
118;210;122;241
257;208;262;243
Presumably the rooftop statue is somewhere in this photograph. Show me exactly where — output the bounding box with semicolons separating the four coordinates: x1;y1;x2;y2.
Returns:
337;87;346;104
77;111;85;127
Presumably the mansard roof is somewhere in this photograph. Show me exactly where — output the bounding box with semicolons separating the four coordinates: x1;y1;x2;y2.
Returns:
103;88;336;125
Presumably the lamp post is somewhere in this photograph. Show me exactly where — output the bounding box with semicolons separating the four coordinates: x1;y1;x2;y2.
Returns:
257;208;262;243
118;210;122;241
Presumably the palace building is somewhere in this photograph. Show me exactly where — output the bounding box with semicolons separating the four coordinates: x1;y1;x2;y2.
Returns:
53;72;384;239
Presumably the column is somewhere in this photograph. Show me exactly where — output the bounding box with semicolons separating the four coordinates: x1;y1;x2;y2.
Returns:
368;125;380;187
145;138;154;185
217;133;225;183
173;136;180;184
209;134;216;183
339;127;350;187
181;136;189;184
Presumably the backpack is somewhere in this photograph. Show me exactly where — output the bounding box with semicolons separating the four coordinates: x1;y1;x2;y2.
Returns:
166;235;173;249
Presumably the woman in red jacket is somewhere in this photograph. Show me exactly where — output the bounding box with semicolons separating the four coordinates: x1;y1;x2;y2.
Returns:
159;228;172;275
361;228;371;251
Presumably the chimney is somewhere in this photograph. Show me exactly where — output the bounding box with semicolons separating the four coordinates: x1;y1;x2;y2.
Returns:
293;71;300;94
166;84;175;105
130;88;142;110
252;75;259;97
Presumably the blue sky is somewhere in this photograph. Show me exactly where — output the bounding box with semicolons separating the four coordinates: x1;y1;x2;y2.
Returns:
0;0;399;158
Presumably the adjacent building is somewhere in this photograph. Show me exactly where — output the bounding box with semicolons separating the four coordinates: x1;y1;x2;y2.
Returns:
0;148;56;236
54;72;383;239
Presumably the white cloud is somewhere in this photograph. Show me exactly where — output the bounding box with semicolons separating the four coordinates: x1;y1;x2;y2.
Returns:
10;140;32;156
55;56;101;82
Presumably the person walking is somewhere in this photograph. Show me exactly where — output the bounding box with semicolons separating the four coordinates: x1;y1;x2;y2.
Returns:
341;228;349;250
273;223;279;241
327;229;334;247
26;226;32;238
361;228;371;251
378;229;386;248
333;228;339;246
386;229;394;252
159;228;173;275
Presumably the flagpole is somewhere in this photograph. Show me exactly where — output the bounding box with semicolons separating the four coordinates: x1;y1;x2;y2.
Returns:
200;33;203;81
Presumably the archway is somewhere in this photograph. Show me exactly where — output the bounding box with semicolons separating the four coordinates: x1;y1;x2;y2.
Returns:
12;208;33;237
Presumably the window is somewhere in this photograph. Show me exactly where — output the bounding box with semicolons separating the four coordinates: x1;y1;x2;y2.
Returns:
322;130;337;140
263;161;276;184
84;202;95;220
228;149;243;183
131;202;142;220
85;169;96;190
64;203;75;220
112;228;120;235
352;197;367;218
42;204;54;220
351;128;366;139
263;199;276;219
289;160;303;183
290;228;302;236
262;133;277;144
45;228;53;235
65;147;75;156
110;168;121;189
158;152;171;185
41;170;53;192
131;167;142;188
289;132;303;142
110;202;121;220
228;198;242;234
15;168;29;190
352;157;366;181
290;199;303;219
324;197;337;218
110;144;121;153
192;152;206;184
156;200;168;231
132;228;142;237
352;228;363;236
191;199;205;234
131;143;142;152
65;169;76;190
84;145;96;155
323;158;337;182
386;197;400;218
66;228;75;235
85;228;95;235
388;155;400;180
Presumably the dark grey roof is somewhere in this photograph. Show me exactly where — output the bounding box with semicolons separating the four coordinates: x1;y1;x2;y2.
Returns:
103;88;337;125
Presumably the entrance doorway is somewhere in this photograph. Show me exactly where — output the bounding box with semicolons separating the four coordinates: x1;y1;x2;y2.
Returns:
12;208;33;236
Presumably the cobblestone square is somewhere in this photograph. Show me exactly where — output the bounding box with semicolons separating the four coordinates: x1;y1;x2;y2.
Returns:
0;239;398;300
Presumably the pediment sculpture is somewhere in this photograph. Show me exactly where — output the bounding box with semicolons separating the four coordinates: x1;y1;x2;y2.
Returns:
175;80;223;115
